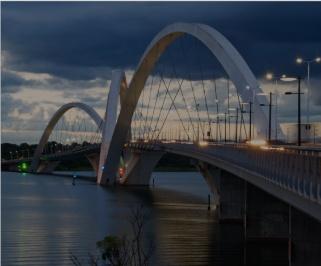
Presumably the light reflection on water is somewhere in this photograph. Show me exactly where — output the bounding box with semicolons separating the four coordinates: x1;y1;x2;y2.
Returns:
2;171;247;265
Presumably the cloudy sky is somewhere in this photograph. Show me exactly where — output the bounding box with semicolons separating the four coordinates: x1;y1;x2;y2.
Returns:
2;2;321;143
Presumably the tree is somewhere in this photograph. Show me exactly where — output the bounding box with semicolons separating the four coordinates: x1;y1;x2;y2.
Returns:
71;204;154;266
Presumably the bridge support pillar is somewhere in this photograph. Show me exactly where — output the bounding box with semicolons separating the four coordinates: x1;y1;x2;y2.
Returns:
37;161;60;173
6;164;20;172
86;153;100;177
121;150;165;186
291;208;321;266
244;182;290;265
244;182;321;265
219;170;245;222
194;164;245;220
246;182;289;238
194;161;221;208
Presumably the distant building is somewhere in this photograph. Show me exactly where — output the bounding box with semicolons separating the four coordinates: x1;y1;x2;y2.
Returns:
284;123;320;144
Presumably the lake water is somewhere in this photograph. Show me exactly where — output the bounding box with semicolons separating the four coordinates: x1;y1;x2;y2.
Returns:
2;171;283;265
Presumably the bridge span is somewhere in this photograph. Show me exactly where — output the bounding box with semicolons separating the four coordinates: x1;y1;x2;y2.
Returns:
126;141;321;220
4;141;320;221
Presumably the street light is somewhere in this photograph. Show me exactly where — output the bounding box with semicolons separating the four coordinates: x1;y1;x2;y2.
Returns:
296;56;320;124
266;72;274;81
281;75;303;146
240;101;253;141
213;113;227;143
235;108;239;143
228;108;239;143
265;73;281;141
195;103;201;141
259;92;273;143
224;112;227;142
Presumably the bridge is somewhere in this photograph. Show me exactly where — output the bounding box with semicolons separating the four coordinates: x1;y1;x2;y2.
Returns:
3;22;321;264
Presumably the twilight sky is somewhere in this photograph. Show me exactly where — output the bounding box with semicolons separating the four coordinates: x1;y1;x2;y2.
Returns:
1;2;321;143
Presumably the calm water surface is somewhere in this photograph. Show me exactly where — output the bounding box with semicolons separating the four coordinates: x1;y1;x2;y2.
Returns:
2;171;249;265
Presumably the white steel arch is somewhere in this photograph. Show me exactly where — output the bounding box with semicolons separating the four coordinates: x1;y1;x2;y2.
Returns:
97;70;127;183
30;102;103;173
101;22;283;185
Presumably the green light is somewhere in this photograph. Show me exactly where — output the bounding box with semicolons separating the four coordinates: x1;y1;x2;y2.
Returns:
18;162;29;172
21;163;28;170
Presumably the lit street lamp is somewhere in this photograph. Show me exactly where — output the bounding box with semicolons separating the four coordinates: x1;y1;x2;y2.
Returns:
265;72;282;141
296;56;320;124
281;75;303;146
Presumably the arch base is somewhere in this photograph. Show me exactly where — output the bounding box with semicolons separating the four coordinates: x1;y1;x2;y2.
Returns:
86;153;100;177
37;161;61;174
119;150;165;186
193;160;221;208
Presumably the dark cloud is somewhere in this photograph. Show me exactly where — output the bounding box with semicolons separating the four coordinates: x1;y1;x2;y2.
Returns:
2;2;321;81
1;70;37;93
2;2;321;143
1;94;33;121
1;70;25;89
41;76;108;91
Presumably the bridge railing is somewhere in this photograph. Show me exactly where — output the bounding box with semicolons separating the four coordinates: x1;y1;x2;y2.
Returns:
127;141;321;203
201;144;321;204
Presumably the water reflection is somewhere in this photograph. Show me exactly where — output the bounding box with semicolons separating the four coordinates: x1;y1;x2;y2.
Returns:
2;171;285;265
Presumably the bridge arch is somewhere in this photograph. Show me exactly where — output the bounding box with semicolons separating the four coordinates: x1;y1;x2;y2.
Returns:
102;22;282;185
30;102;103;173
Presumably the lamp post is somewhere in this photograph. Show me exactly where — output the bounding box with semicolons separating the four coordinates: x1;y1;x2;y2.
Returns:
240;102;253;141
228;108;238;143
258;92;273;143
282;76;303;146
227;79;231;141
245;84;257;141
265;73;281;141
235;108;239;143
296;57;321;124
196;103;200;141
249;101;252;140
214;114;226;143
224;112;227;143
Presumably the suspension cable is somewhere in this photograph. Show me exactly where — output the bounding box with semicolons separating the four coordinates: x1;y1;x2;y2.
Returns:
155;72;189;140
137;77;146;139
169;40;197;140
195;38;211;139
149;65;173;141
142;74;154;139
179;35;204;140
227;78;231;140
212;77;222;141
146;74;162;140
160;73;189;139
236;87;248;141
